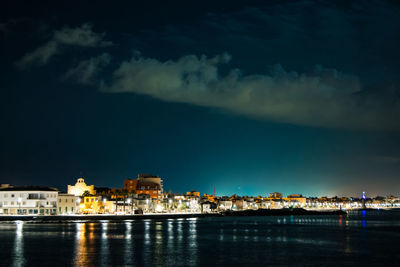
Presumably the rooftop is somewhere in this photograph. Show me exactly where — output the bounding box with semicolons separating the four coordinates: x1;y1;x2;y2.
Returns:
0;186;58;192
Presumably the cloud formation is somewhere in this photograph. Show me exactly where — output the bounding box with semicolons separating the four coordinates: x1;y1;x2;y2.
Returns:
15;23;112;68
64;53;111;85
135;0;400;83
101;53;400;130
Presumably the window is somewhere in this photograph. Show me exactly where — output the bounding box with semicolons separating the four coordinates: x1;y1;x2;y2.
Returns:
59;207;61;213
22;202;26;205
11;194;15;198
11;201;14;205
65;199;68;203
59;199;61;203
4;194;7;198
65;207;68;212
29;193;39;199
71;199;74;203
71;207;74;212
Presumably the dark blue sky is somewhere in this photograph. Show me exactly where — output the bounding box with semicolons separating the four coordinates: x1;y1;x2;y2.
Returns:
1;0;400;197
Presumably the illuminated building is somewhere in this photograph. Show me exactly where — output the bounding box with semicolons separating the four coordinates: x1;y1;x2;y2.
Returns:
187;191;200;197
269;192;283;199
0;186;58;215
218;200;233;210
284;194;307;207
80;196;108;214
67;178;96;196
124;174;163;199
57;193;80;215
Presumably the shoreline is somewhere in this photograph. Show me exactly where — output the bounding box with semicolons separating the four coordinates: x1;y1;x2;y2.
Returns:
0;208;347;222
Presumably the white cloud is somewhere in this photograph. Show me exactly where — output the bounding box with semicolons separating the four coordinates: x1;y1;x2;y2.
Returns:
15;23;112;68
64;53;111;85
101;53;400;130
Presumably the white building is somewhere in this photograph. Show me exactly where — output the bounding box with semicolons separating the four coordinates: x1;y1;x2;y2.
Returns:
0;186;58;215
57;193;80;215
218;200;233;211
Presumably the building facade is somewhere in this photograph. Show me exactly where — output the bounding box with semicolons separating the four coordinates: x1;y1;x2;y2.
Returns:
0;187;58;215
67;178;96;196
57;193;80;215
124;174;163;199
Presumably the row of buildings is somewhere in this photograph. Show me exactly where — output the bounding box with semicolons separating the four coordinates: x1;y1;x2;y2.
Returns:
0;176;399;215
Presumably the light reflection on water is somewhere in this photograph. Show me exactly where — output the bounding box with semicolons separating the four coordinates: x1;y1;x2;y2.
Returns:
13;221;25;267
100;221;109;267
2;211;400;266
124;222;132;266
74;222;88;266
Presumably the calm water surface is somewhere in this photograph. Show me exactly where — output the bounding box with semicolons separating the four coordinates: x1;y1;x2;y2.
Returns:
1;210;400;266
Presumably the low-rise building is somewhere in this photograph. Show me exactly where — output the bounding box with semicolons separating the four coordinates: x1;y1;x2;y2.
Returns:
187;191;200;197
0;186;58;215
57;193;80;215
124;174;163;199
284;194;307;207
80;196;105;214
269;192;283;199
218;200;233;210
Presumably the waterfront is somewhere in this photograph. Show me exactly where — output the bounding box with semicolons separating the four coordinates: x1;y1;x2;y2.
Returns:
0;210;399;266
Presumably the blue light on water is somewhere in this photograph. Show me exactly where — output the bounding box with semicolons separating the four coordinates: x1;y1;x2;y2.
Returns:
362;210;366;216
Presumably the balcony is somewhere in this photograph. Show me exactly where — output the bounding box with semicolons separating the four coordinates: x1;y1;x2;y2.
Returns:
28;195;46;200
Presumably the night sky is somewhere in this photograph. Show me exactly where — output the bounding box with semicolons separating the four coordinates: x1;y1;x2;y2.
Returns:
1;0;400;197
